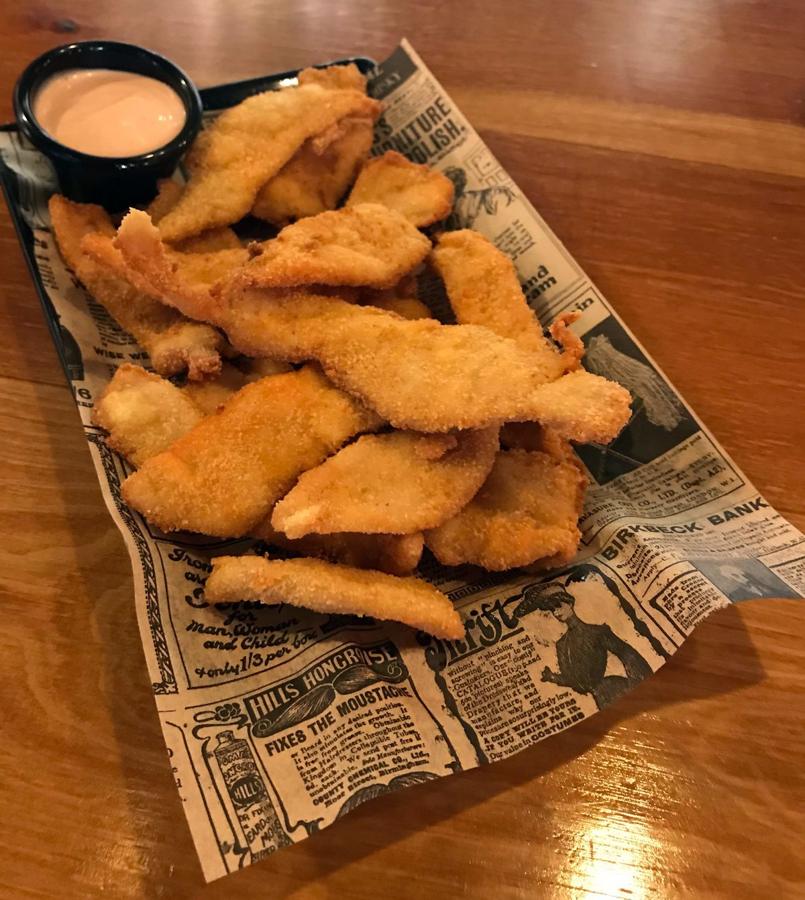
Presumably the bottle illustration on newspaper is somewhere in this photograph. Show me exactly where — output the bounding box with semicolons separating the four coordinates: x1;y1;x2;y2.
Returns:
0;38;802;883
211;730;292;863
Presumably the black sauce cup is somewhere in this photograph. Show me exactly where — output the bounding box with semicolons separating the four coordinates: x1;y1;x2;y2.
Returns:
13;40;202;211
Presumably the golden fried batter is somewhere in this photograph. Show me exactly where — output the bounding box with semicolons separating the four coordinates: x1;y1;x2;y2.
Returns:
49;195;224;380
205;555;463;639
175;228;243;253
113;210;223;321
297;63;367;92
114;211;631;438
215;288;631;437
236;203;431;290
434;232;590;450
272;428;499;538
170;247;250;284
426;449;586;570
94;360;298;465
83;230;248;291
182;358;293;414
347;151;454;227
180;362;250;414
364;295;433;319
549;313;585;371
432;229;579;372
500;421;574;458
147;178;242;251
252;117;374;225
92;365;202;467
122;366;381;537
518;370;631;443
253;525;424;577
74;76;639;595
358;275;432;318
146;178;183;223
157;84;382;241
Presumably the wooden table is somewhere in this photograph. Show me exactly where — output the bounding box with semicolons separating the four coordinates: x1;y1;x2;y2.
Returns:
1;2;804;897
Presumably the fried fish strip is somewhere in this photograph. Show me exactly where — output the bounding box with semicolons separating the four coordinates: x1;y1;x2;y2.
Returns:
146;178;184;223
272;428;499;537
83;231;249;293
219;291;630;437
114;210;354;321
92;365;203;467
157;84;381;241
115;211;631;436
253;525;424;577
435;231;588;450
513;370;631;443
347;151;454;227
252;117;374;225
95;360;295;463
168;247;250;284
182;357;292;414
205;555;463;639
426;449;586;570
147;178;242;251
49;196;224;381
297;63;367;92
122;366;382;537
235;203;432;290
432;229;579;372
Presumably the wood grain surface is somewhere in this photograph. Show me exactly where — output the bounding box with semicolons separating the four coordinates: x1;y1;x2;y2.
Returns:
1;2;804;897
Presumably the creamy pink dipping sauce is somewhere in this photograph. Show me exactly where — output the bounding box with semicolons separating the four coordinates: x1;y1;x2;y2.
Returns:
33;68;186;157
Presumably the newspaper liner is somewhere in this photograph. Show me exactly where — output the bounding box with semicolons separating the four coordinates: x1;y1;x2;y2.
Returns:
1;40;802;881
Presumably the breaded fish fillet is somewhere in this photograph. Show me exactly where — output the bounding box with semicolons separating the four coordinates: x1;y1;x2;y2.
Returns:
252;117;374;225
145;178;184;223
236;203;432;290
94;357;421;574
512;370;630;443
115;210;631;437
49;196;224;380
218;290;630;438
297;63;368;92
182;357;291;415
432;229;579;371
92;358;421;574
272;428;499;537
157;84;382;241
122;366;382;537
93;358;303;462
434;230;587;453
205;555;463;639
92;364;203;467
253;524;424;577
426;448;586;570
347;151;454;227
83;230;248;293
146;178;242;251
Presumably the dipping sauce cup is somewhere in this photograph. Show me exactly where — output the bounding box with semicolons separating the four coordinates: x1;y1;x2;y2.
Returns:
14;41;202;211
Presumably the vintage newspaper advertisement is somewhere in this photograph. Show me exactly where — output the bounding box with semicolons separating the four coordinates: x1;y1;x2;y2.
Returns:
1;39;803;881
